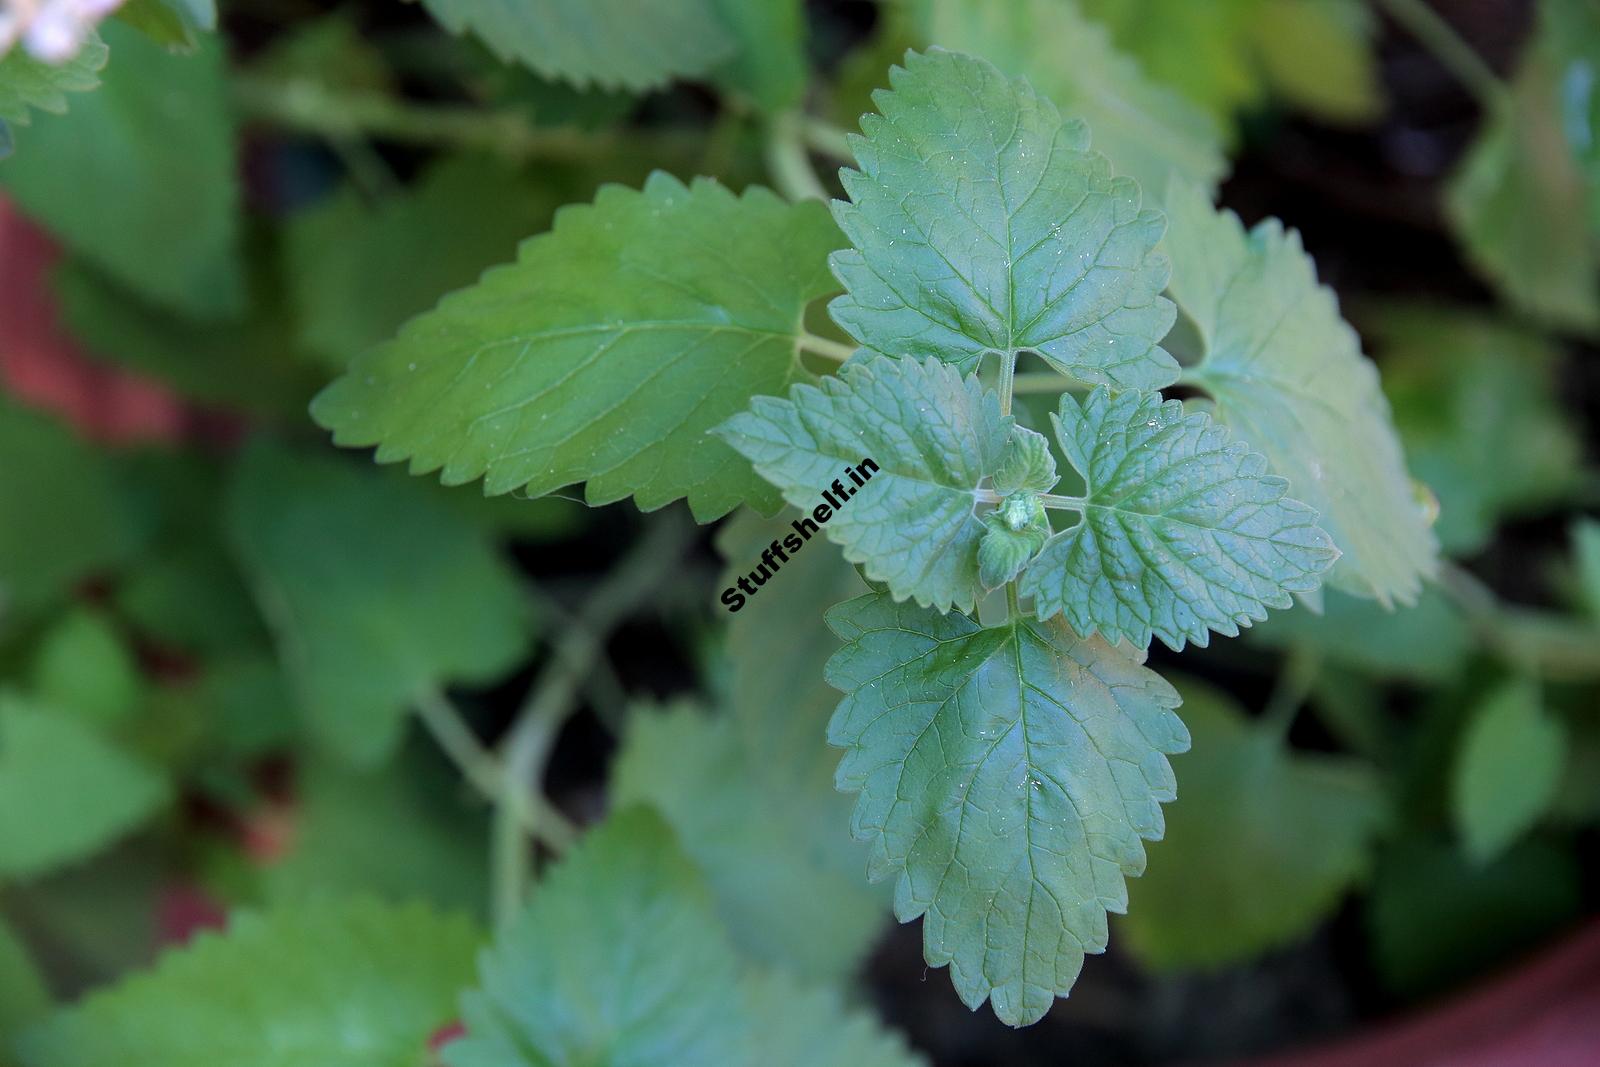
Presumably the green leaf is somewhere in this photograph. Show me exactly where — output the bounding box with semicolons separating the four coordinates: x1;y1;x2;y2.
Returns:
284;155;563;370
1373;304;1582;555
991;425;1058;496
908;1;1226;198
0;696;168;881
264;753;488;919
447;808;922;1067
828;48;1179;389
1366;836;1581;999
15;898;480;1067
417;0;734;91
0;402;135;618
1120;678;1383;970
53;258;318;417
0;23;242;318
31;608;143;727
312;173;843;521
978;495;1050;589
1248;0;1382;124
115;0;217;50
1446;0;1600;332
1451;680;1567;864
717;354;1009;613
224;443;532;766
826;590;1187;1026
1249;585;1472;683
0;916;51;1035
0;31;106;157
1163;179;1438;606
613;702;886;981
1021;387;1336;650
709;0;808;112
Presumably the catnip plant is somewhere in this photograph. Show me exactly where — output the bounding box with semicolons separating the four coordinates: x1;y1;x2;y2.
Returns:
312;47;1435;1027
5;0;1599;1062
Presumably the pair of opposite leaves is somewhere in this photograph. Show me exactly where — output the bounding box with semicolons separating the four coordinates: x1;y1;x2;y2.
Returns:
312;48;1436;1027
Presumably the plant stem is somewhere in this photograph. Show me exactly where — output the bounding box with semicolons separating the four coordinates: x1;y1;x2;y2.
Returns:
801;116;855;161
1260;646;1321;742
1374;0;1508;108
1006;582;1022;619
415;691;576;850
1436;562;1600;681
975;488;1086;510
765;110;828;202
1012;371;1085;395
996;349;1019;416
489;512;699;928
796;331;855;362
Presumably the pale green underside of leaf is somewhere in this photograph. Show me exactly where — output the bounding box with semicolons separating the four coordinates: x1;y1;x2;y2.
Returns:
16;898;479;1067
828;48;1178;390
1163;179;1437;607
1446;0;1600;332
312;173;843;522
225;443;532;767
0;697;168;881
0;23;242;318
717;354;1008;614
1372;304;1582;556
1022;387;1336;651
1451;680;1568;864
0;32;106;157
1120;677;1384;970
613;702;886;981
418;0;734;90
0;402;135;616
825;591;1187;1026
909;0;1227;199
447;808;923;1067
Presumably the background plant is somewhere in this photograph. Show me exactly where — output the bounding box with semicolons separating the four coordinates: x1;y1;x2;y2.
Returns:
0;0;1597;1064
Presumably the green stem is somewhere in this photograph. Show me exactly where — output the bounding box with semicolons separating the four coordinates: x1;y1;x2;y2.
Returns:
415;691;575;848
232;74;692;160
1436;563;1600;681
1006;582;1022;620
1260;646;1321;742
1374;0;1508;107
801;116;855;161
765;110;828;202
997;349;1019;417
1012;371;1086;395
975;488;1086;510
796;331;855;362
489;513;699;929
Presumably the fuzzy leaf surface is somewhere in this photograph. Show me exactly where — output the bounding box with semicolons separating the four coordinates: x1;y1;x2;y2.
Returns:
312;174;842;521
829;48;1178;389
16;899;479;1067
909;0;1226;197
0;697;168;881
717;354;1008;613
1121;678;1384;969
418;0;733;90
225;444;531;766
826;591;1188;1026
1022;387;1336;650
447;809;922;1067
1163;179;1437;606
